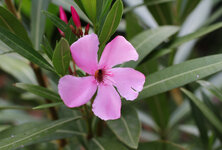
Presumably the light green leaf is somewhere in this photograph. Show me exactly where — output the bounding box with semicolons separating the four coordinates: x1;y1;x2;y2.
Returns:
42;10;67;32
122;26;179;68
0;6;32;45
52;38;71;76
81;0;97;23
15;83;61;102
139;54;222;100
99;0;123;48
31;0;50;50
33;102;63;110
197;80;222;102
0;27;54;72
138;141;187;150
181;88;222;133
89;137;128;150
0;116;81;150
107;106;140;149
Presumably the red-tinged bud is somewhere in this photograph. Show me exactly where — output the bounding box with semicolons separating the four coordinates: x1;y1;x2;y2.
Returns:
85;24;90;35
59;6;68;24
70;6;81;29
69;25;77;35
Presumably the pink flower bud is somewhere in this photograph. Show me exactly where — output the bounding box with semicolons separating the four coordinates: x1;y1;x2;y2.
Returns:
70;6;81;29
59;6;68;24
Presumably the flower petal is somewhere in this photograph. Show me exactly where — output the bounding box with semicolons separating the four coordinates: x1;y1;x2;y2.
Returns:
92;85;121;120
70;34;99;74
58;75;97;107
99;36;138;69
110;68;145;100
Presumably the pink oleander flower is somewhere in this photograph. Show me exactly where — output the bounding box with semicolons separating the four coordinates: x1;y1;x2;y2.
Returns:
58;34;145;120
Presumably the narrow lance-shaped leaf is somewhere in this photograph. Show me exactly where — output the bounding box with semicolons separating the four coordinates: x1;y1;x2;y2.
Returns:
0;116;81;150
0;27;54;72
42;35;53;60
52;38;71;76
181;88;222;134
107;106;141;149
42;10;67;32
81;0;97;23
197;80;222;102
138;54;222;100
33;102;63;110
122;26;179;68
138;141;187;150
0;6;32;45
99;0;123;50
15;83;61;102
89;137;128;150
152;22;222;60
31;0;50;50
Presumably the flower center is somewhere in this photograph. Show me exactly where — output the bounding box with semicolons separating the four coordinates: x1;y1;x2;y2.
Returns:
94;69;104;83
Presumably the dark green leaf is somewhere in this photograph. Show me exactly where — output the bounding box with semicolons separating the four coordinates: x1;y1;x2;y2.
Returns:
107;106;140;149
189;100;209;147
89;137;128;150
99;0;123;48
15;83;61;102
181;88;222;133
139;54;222;100
0;6;32;45
138;141;187;150
52;38;71;76
0;27;54;72
42;35;53;60
42;10;67;32
0;116;81;150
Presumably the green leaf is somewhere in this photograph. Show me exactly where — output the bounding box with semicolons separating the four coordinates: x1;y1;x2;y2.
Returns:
81;0;97;23
181;88;222;134
42;35;53;60
42;10;67;32
31;0;50;50
171;22;222;48
0;27;54;72
138;141;187;150
33;102;63;110
124;0;175;14
0;106;31;110
151;22;222;60
99;0;123;49
197;80;222;102
147;94;169;130
0;116;81;150
138;54;222;100
189;100;209;147
0;6;32;45
107;106;140;149
122;26;179;68
15;83;61;102
89;137;128;150
52;38;71;76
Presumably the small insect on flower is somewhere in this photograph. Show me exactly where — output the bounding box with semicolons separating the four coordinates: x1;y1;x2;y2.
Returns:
58;34;145;120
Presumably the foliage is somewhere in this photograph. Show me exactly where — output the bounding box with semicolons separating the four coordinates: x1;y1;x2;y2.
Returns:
0;0;222;149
